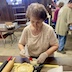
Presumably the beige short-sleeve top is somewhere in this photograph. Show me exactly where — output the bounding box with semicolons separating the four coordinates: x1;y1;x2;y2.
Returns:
19;22;58;57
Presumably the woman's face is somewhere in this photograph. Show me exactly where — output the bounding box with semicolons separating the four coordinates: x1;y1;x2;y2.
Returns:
30;16;43;30
68;3;72;8
70;3;72;8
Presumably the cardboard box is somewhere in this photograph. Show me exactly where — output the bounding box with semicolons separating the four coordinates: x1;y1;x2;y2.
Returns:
5;22;13;26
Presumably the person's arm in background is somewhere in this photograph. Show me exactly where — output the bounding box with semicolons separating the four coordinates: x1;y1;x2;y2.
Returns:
37;27;59;64
52;8;59;23
52;9;56;22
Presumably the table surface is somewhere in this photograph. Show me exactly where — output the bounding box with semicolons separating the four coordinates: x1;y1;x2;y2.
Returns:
0;26;20;32
0;56;72;71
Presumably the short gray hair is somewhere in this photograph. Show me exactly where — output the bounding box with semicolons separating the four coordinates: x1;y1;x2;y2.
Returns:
26;3;47;20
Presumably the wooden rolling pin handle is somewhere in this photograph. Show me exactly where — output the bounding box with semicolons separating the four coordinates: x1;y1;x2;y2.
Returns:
12;57;16;61
0;56;12;72
2;57;16;72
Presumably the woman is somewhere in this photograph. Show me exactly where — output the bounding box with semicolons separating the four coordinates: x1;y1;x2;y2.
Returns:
18;3;58;64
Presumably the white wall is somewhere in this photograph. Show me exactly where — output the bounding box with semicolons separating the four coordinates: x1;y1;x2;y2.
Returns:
57;0;69;4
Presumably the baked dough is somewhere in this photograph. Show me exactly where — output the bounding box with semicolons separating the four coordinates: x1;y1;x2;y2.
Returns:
30;58;37;66
14;63;33;72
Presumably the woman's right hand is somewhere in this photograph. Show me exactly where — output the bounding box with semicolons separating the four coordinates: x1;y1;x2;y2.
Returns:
20;49;30;58
20;49;25;57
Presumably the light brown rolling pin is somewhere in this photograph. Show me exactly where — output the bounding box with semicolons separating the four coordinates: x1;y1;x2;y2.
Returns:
2;57;15;72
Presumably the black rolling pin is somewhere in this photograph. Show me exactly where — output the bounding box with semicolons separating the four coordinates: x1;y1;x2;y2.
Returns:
0;56;12;72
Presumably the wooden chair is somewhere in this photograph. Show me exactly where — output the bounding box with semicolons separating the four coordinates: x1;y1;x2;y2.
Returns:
0;32;14;46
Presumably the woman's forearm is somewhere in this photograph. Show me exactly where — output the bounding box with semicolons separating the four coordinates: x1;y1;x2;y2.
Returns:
46;44;58;56
18;43;25;51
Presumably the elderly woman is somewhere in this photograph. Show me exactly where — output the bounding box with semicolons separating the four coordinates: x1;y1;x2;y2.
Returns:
18;3;58;64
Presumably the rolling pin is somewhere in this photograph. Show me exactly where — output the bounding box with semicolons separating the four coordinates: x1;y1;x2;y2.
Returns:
2;57;15;72
0;56;12;72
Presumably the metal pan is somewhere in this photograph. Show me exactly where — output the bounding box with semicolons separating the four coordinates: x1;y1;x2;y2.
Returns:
33;64;44;72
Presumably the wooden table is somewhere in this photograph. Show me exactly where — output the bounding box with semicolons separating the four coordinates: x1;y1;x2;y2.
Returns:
0;26;20;45
0;56;72;71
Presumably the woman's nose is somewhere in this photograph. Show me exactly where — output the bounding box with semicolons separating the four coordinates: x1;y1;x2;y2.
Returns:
36;22;38;25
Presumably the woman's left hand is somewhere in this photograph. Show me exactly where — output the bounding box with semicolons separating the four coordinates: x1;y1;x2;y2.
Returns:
37;52;48;64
